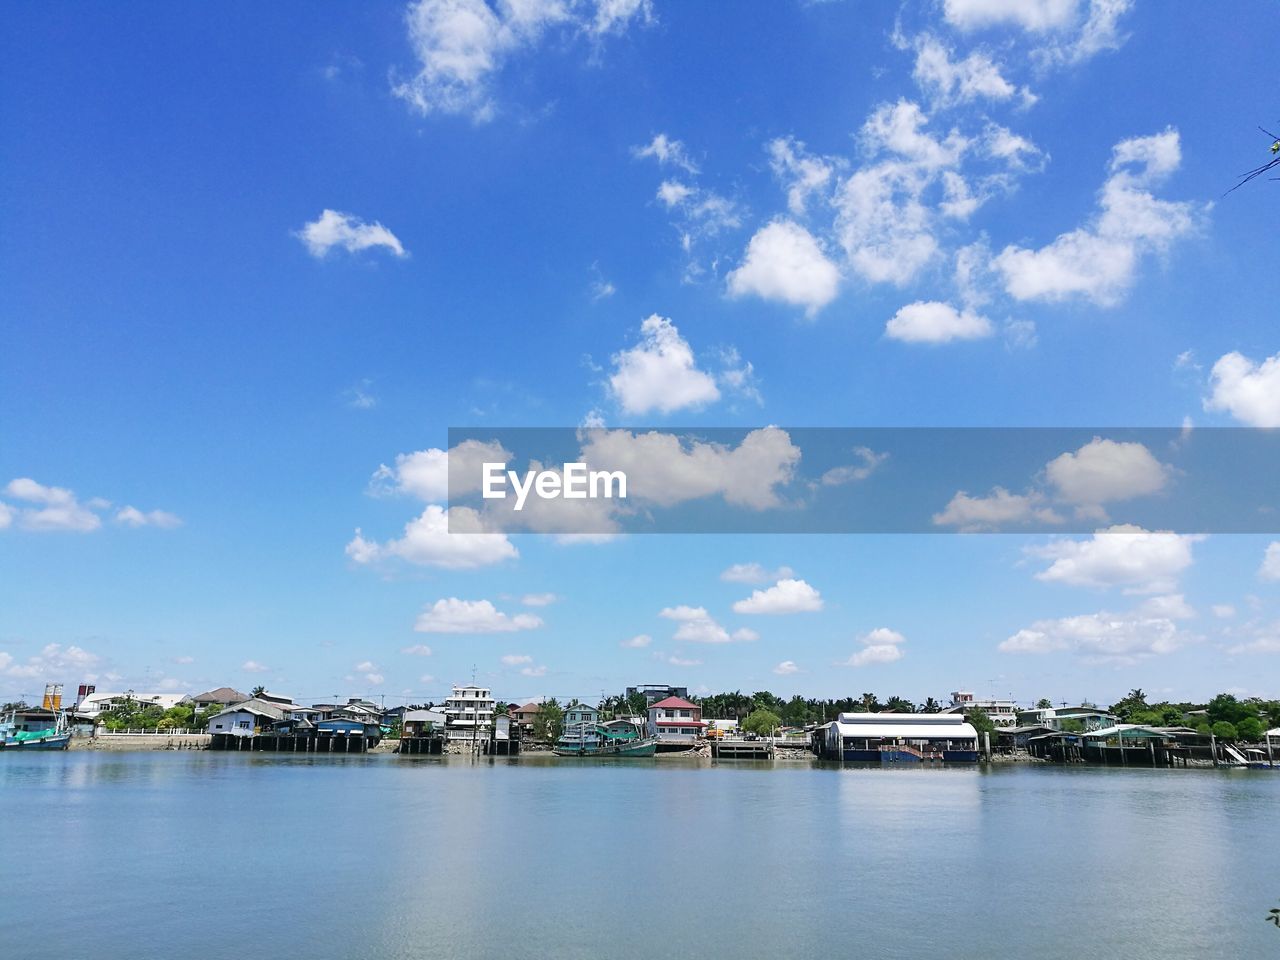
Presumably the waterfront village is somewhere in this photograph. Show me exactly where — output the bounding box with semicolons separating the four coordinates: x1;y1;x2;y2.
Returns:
5;680;1280;769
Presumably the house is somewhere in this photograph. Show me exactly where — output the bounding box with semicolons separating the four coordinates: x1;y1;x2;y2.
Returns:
1016;705;1116;732
402;709;447;737
564;703;600;727
189;687;249;712
943;691;1019;727
627;684;689;706
443;685;495;741
205;698;289;737
647;696;706;744
817;712;979;762
74;692;187;717
511;701;541;734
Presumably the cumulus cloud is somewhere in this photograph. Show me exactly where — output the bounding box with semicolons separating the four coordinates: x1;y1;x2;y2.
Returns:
579;427;800;511
608;315;721;415
1;643;100;681
884;300;994;343
1260;542;1280;582
720;562;795;584
392;0;652;120
620;634;652;648
1000;597;1188;664
908;33;1035;108
242;660;270;673
500;654;532;666
992;129;1201;306
772;660;800;676
414;598;542;634
521;592;557;607
732;578;823;615
1028;525;1201;594
943;0;1080;32
943;0;1133;67
346;505;518;570
767;137;839;215
933;487;1063;531
4;478;102;533
352;661;385;685
115;506;182;529
840;627;906;667
401;644;433;656
370;439;511;503
1204;351;1280;427
819;447;888;486
660;605;756;644
727;220;841;316
296;209;406;258
1044;437;1169;507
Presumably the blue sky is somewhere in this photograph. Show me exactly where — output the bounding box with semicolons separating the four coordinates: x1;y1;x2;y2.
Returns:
3;0;1280;709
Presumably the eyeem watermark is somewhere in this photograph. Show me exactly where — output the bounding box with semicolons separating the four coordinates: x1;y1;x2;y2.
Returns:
482;462;627;512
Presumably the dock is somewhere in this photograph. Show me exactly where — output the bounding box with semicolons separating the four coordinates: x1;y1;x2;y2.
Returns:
711;738;774;760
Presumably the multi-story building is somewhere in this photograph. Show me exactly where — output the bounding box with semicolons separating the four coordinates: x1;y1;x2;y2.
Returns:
443;684;495;741
647;696;706;745
943;691;1020;727
627;684;688;706
1016;705;1116;732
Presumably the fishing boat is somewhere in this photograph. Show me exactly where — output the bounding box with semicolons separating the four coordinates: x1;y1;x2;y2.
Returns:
1;708;71;751
554;718;657;757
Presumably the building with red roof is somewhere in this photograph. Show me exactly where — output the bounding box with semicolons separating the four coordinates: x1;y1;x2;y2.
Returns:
647;696;706;744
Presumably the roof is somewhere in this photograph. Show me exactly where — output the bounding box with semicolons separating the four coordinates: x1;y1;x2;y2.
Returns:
208;698;289;722
828;713;977;740
1081;724;1173;740
512;702;541;714
648;696;699;711
403;709;446;723
191;687;248;703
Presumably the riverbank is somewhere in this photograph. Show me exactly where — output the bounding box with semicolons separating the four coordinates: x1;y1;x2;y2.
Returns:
70;734;210;751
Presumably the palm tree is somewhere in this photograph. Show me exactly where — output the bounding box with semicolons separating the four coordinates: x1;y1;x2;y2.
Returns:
922;697;941;714
860;692;882;713
251;685;266;698
884;696;914;713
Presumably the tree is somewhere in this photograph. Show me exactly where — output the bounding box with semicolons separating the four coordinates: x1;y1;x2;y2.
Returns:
1211;721;1238;741
532;699;563;743
624;691;648;716
1207;693;1251;727
922;697;941;714
742;709;781;736
1110;688;1148;722
1036;698;1053;710
884;696;915;713
859;692;882;713
1237;717;1264;742
965;707;997;744
251;685;266;698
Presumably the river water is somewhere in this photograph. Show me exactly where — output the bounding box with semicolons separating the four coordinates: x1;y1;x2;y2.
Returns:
2;752;1276;958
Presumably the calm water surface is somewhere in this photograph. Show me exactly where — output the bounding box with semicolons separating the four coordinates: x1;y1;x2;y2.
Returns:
2;753;1277;959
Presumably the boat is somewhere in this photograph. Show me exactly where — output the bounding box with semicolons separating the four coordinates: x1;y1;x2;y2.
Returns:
2;708;71;751
554;719;657;757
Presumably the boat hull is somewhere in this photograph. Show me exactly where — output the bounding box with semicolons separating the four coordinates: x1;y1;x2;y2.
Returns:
1;734;71;751
553;740;658;758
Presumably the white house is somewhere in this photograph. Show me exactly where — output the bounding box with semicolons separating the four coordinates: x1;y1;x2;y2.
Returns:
75;692;188;717
205;698;289;737
443;685;495;741
943;691;1019;727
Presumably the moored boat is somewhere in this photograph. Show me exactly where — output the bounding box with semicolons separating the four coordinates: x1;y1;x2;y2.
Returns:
554;719;657;757
1;708;71;751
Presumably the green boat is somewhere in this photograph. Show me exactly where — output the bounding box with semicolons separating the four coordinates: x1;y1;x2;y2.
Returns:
554;718;657;757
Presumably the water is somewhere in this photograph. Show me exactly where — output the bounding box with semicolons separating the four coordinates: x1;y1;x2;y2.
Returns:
2;753;1277;959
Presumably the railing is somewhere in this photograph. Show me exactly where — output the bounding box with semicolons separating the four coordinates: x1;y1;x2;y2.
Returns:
95;728;209;736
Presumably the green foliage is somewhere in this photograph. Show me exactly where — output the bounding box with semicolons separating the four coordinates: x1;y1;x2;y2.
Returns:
532;699;563;743
742;709;781;736
1236;717;1264;742
1211;721;1238;741
1059;719;1085;734
251;685;266;698
1207;693;1252;727
965;707;996;740
1036;698;1053;710
624;691;648;716
884;695;915;713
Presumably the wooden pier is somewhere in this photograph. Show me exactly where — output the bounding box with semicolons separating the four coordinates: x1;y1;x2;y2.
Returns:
208;732;375;753
397;736;444;755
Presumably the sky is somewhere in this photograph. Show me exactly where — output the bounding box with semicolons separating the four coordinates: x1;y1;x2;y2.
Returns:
3;0;1280;711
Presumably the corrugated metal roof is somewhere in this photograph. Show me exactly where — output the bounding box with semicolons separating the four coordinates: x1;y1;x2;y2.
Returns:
829;718;978;740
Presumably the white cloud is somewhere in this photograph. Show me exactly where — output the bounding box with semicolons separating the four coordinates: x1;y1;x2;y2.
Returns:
242;660;270;673
1029;525;1201;594
0;502;12;530
943;0;1080;32
620;634;652;648
772;660;800;676
933;487;1062;531
346;505;517;570
1260;542;1280;582
1044;437;1169;506
1;643;100;681
500;654;533;666
660;605;711;622
720;562;795;584
393;0;652;120
371;439;510;502
344;378;378;410
579;427;800;510
909;34;1034;108
732;578;823;615
4;478;102;533
520;664;548;677
634;133;699;174
993;129;1201;306
885;300;994;344
401;644;433;656
115;506;182;529
840;627;907;667
1211;604;1236;619
666;655;702;667
767;137;838;215
1205;351;1280;427
1000;598;1186;664
297;209;406;258
414;598;542;634
1037;0;1134;67
1226;622;1280;656
661;605;756;644
608;315;721;415
727;220;841;316
656;180;694;207
820;447;888;486
521;592;558;607
352;661;384;685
